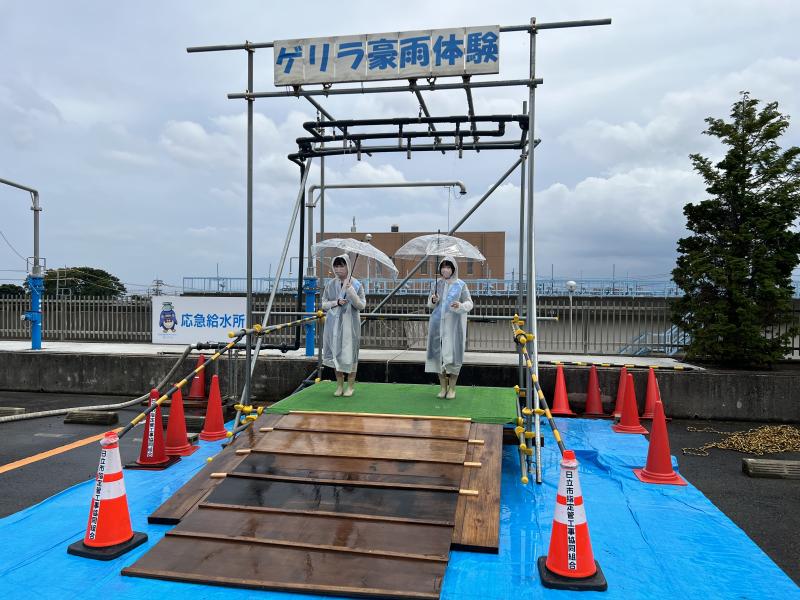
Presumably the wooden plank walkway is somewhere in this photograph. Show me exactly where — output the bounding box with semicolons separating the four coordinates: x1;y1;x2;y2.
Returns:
451;423;503;553
130;411;503;599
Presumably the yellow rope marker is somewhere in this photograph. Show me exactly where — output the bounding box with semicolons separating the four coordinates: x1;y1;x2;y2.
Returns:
316;310;324;318
235;449;251;456
674;366;685;370
253;324;262;333
650;365;659;369
525;431;535;439
228;331;235;338
532;374;538;383
513;384;520;395
522;407;533;416
553;430;562;443
575;361;586;366
234;404;244;411
624;364;635;368
553;360;562;365
545;408;553;419
225;431;233;438
538;390;545;400
242;406;253;414
534;408;545;416
246;415;257;422
209;472;227;479
211;352;221;360
314;377;321;383
514;426;524;435
194;367;203;375
523;447;533;456
175;379;188;389
517;417;524;426
459;489;479;496
526;333;534;342
521;476;529;484
226;341;236;349
257;406;264;415
131;414;145;425
206;457;213;463
601;363;610;367
519;443;527;451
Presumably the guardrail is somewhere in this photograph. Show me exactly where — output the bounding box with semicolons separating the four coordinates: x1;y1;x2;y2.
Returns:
2;294;799;357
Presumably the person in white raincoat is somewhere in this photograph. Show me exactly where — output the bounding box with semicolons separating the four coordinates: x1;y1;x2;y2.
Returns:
425;258;473;398
321;254;367;396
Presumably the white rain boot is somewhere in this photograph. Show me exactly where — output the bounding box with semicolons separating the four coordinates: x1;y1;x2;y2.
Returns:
334;373;345;397
343;372;356;397
446;374;458;399
437;374;448;398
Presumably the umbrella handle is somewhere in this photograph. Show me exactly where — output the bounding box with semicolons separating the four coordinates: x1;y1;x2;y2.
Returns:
338;254;361;302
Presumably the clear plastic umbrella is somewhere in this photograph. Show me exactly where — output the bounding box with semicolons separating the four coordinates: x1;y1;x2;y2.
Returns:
395;233;486;262
395;233;485;293
312;238;398;292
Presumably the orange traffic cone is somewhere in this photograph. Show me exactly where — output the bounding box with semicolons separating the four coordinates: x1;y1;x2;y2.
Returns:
126;389;180;470
186;354;206;401
634;401;686;485
67;431;148;559
537;450;607;591
550;364;575;416
612;374;648;434
641;367;659;419
199;375;228;441
613;366;628;417
583;365;606;416
165;387;198;456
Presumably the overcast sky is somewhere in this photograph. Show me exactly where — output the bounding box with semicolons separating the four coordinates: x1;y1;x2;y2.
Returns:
1;1;798;294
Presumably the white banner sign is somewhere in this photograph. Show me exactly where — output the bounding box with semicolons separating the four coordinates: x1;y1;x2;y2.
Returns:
152;295;246;345
274;26;499;86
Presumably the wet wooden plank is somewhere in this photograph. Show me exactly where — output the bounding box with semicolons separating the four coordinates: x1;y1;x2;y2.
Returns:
147;413;283;524
121;536;445;599
235;453;464;488
451;423;502;553
176;505;453;558
205;475;460;523
228;471;459;493
255;430;467;464
275;413;471;440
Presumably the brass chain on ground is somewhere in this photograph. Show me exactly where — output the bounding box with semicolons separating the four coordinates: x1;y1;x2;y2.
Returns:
681;424;800;456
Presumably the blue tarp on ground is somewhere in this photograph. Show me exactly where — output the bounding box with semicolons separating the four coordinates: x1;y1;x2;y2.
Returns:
0;418;797;599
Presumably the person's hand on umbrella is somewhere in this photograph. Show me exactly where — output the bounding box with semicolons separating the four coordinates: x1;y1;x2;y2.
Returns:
450;301;461;310
337;297;348;307
431;293;439;304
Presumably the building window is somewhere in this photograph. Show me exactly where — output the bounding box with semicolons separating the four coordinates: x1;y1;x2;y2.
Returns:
421;259;429;275
466;259;474;276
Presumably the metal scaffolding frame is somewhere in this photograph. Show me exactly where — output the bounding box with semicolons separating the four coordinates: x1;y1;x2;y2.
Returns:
188;16;611;484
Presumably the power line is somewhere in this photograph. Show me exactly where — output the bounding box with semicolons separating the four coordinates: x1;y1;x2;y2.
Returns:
0;229;26;262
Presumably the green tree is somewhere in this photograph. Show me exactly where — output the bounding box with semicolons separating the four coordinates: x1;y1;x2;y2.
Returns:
0;283;25;296
43;266;127;298
672;92;800;368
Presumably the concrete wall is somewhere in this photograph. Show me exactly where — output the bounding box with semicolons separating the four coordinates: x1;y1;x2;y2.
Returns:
1;350;797;422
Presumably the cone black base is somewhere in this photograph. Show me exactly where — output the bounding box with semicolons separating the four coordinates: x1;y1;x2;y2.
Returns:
537;556;608;592
124;455;181;471
67;531;147;561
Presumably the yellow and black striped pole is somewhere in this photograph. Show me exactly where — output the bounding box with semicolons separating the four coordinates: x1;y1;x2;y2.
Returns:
511;320;568;458
119;312;325;440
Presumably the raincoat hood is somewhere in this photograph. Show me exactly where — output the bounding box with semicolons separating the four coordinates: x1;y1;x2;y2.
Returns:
438;257;459;281
331;253;352;279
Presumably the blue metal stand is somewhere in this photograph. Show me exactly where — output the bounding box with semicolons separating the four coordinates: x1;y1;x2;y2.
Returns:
303;276;318;357
24;274;44;350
